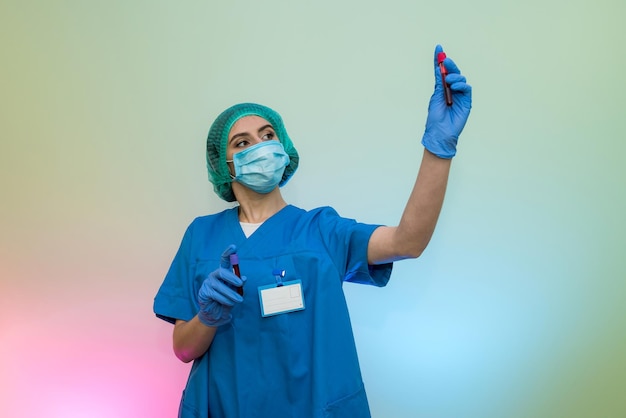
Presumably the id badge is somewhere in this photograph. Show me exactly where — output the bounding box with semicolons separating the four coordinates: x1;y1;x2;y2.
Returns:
258;280;305;317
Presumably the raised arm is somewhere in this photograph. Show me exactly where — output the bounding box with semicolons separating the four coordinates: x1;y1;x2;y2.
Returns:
368;44;472;264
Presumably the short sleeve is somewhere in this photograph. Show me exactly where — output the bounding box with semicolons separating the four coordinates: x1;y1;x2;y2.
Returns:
153;222;199;324
315;207;392;287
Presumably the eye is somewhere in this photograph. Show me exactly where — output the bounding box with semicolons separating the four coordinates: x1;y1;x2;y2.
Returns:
261;131;275;141
235;139;250;148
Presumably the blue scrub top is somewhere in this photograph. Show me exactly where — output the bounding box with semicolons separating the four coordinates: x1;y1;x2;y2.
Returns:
154;205;392;418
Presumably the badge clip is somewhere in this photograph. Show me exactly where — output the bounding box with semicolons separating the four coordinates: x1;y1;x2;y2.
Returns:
272;269;285;287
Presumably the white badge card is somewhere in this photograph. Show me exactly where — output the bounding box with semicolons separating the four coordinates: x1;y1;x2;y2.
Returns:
258;280;305;317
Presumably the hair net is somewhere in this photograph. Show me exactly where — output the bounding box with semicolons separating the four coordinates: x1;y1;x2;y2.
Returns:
206;103;299;202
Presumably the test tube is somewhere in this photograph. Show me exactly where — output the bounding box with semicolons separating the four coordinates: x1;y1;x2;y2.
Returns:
437;51;453;106
229;253;244;296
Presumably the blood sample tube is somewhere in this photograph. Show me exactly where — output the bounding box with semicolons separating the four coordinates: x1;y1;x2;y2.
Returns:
437;51;453;106
229;253;244;296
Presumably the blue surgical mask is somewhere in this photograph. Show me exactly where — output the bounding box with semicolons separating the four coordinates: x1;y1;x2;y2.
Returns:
227;141;290;194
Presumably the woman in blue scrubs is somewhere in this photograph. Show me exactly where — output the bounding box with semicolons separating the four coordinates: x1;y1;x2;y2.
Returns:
154;45;472;418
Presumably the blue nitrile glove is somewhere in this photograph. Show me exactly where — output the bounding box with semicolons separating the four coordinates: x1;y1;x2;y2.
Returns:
421;44;472;159
197;244;246;327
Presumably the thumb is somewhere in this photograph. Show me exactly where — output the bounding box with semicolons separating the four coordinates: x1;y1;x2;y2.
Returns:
433;44;444;67
219;244;237;269
433;44;444;86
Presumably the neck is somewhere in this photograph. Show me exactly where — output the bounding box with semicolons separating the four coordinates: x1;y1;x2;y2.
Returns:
233;186;287;223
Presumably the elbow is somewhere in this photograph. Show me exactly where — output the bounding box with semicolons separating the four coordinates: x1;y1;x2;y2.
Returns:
173;334;198;363
400;237;430;259
391;226;433;261
178;356;194;364
402;245;425;260
383;245;424;263
373;235;428;264
407;247;425;259
174;346;196;364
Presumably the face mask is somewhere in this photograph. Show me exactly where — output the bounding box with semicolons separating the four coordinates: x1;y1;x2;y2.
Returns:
228;141;290;194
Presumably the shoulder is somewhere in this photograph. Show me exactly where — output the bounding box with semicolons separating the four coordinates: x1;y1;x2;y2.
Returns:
179;207;238;247
288;206;370;239
284;205;345;227
294;205;340;219
188;207;237;229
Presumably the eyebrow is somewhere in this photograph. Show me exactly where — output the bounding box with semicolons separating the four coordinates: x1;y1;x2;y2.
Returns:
229;124;274;144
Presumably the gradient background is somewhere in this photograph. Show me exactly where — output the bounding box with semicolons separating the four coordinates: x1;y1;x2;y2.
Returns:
1;1;625;417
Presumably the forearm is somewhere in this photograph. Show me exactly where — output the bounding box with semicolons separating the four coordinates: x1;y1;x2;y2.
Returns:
368;149;451;264
173;316;217;363
395;149;451;256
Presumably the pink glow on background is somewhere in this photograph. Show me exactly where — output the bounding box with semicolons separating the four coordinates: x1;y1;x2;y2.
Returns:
0;263;189;417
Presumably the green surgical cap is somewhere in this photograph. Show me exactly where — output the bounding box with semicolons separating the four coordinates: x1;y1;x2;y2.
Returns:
206;103;299;202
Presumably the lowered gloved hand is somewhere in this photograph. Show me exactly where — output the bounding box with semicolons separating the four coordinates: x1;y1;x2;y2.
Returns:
197;244;246;327
421;44;472;159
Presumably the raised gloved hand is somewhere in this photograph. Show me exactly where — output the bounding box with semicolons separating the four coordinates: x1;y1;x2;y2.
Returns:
421;44;472;159
197;244;246;327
